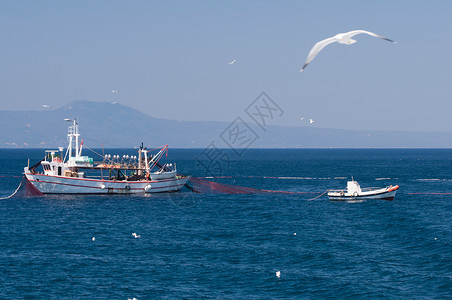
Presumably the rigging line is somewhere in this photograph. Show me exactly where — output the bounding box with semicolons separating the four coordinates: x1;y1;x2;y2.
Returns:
84;146;124;166
0;181;22;200
148;145;168;152
82;137;124;148
84;146;106;159
148;146;167;172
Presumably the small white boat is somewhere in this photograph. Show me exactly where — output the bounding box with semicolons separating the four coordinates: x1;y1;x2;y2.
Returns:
328;179;399;201
24;119;189;194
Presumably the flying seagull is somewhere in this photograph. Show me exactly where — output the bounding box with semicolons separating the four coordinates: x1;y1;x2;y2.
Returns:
42;105;50;109
299;117;305;121
310;118;315;124
112;89;119;94
300;30;396;72
276;271;281;278
228;59;237;65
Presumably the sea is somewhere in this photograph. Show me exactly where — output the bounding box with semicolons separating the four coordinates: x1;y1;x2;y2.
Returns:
0;148;451;299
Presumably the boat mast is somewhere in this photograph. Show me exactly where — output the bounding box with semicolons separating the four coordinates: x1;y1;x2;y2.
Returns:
64;118;80;161
74;120;80;158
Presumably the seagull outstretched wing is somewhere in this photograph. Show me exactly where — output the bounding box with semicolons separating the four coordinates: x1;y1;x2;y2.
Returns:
300;29;395;72
342;30;395;43
300;36;338;72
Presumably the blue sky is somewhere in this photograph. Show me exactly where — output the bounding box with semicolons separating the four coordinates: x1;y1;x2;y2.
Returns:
1;1;451;132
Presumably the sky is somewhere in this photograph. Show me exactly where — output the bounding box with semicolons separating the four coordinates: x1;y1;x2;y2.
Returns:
0;1;451;132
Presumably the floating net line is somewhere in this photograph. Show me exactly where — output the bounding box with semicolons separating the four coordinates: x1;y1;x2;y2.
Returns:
20;176;45;196
0;176;44;199
187;177;320;195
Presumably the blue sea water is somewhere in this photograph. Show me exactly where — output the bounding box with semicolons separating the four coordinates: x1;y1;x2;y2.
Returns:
0;148;451;299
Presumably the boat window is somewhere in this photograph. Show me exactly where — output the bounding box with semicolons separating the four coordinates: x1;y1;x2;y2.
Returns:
43;164;51;171
58;167;62;176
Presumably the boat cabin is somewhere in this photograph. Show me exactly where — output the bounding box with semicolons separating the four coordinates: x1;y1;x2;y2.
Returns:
347;181;362;194
40;148;93;178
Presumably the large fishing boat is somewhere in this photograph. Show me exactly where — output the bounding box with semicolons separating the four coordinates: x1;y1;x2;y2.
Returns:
23;119;189;194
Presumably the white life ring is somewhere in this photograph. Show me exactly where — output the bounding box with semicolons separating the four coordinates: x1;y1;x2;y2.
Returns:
353;191;358;197
125;185;131;191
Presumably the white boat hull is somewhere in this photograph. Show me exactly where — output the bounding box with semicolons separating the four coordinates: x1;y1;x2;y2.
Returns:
328;190;397;201
25;173;189;194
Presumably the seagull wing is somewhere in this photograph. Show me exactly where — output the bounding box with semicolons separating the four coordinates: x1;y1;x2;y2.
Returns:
300;36;339;72
343;30;395;43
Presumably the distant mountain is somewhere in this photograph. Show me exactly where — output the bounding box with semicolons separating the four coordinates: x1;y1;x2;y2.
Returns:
1;100;452;148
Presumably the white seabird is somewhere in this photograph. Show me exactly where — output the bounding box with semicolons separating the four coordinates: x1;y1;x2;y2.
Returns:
112;89;119;94
300;30;396;72
42;105;50;109
132;233;141;238
310;118;315;124
228;59;237;65
276;271;281;278
299;117;305;121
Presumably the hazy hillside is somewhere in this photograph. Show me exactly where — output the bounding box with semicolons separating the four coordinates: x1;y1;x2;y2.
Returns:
1;100;452;148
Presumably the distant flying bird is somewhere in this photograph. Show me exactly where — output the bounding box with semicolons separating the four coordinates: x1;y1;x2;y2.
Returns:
300;30;396;72
92;237;95;242
310;118;315;124
112;89;119;94
276;271;281;278
42;105;50;109
111;102;118;104
299;117;305;121
228;59;237;65
132;233;141;238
